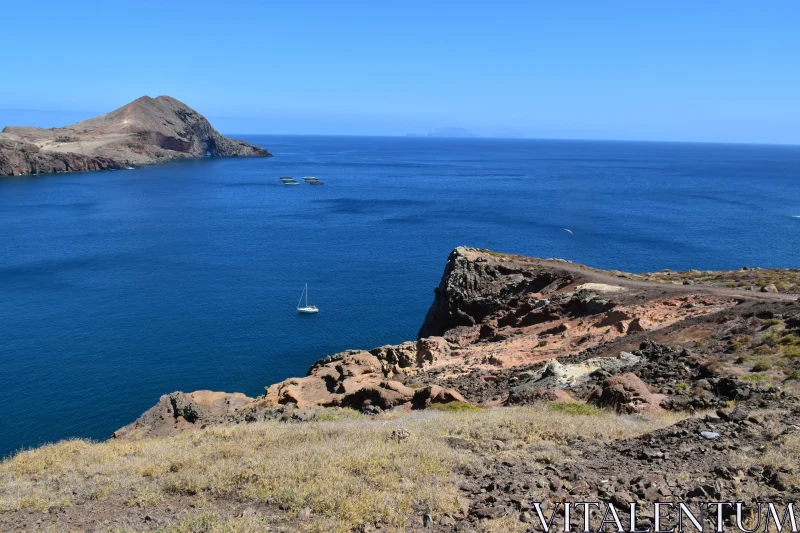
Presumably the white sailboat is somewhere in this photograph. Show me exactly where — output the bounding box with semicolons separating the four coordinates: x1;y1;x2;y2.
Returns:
297;283;319;314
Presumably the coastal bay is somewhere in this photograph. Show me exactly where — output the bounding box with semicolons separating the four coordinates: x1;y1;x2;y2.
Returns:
1;136;800;457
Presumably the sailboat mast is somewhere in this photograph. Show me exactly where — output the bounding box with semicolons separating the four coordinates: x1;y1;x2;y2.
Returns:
305;283;309;307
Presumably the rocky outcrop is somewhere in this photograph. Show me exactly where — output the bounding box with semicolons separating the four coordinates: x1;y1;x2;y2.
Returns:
0;133;124;176
113;390;254;439
418;248;573;339
587;373;666;414
262;350;466;412
115;246;800;442
0;95;270;177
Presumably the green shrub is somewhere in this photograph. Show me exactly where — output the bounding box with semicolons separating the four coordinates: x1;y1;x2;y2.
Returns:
753;345;775;356
784;370;800;381
783;346;800;359
779;334;800;346
751;362;772;372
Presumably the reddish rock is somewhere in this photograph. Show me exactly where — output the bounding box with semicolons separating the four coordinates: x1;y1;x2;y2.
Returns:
627;317;649;333
588;373;665;414
113;390;254;439
416;336;451;365
412;385;468;409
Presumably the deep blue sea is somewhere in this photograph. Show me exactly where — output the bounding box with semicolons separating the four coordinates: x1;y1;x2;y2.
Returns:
1;135;799;457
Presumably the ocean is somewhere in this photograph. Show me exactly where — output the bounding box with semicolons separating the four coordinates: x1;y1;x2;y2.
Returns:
1;135;799;457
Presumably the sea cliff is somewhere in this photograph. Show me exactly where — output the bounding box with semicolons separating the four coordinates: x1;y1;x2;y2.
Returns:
2;247;800;532
0;96;270;177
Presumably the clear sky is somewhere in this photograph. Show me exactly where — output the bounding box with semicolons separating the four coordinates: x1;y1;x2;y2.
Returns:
2;1;798;143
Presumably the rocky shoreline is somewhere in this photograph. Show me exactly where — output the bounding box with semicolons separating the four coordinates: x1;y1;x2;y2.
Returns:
116;247;800;441
0;95;270;177
4;247;800;532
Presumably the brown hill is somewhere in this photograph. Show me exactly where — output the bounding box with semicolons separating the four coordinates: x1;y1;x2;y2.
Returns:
0;95;271;176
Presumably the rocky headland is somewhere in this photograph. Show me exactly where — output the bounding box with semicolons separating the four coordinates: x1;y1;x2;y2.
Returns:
3;247;800;532
0;95;270;177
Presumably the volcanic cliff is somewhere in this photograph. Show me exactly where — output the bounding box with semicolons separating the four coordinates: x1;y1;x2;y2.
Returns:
3;248;800;532
0;95;270;177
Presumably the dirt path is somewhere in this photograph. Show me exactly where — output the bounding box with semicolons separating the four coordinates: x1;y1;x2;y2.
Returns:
532;258;800;302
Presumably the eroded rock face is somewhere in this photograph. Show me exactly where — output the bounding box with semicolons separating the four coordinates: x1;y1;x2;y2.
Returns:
261;351;466;412
416;336;451;365
412;385;467;408
0;133;123;176
114;247;800;443
418;248;574;339
0;95;270;177
113;391;254;439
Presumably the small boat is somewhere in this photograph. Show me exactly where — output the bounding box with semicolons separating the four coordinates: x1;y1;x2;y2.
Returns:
303;176;324;185
279;176;300;186
297;283;319;314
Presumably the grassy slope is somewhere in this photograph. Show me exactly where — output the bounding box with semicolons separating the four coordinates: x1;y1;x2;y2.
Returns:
1;405;682;533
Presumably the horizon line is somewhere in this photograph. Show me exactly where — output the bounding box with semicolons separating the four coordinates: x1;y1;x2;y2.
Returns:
222;132;800;149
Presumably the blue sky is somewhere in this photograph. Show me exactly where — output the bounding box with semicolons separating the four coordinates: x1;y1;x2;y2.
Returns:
2;1;798;143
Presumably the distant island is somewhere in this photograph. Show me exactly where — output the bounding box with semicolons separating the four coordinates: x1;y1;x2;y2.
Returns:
406;126;475;138
0;95;271;177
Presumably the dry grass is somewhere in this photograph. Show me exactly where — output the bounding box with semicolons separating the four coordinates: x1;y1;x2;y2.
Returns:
734;430;800;484
0;406;679;532
106;512;274;533
630;268;800;293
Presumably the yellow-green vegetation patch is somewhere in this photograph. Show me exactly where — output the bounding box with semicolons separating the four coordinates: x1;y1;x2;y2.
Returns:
631;268;800;294
751;361;772;372
427;401;481;413
548;401;602;416
741;373;771;383
784;370;800;381
315;408;362;422
783;346;800;359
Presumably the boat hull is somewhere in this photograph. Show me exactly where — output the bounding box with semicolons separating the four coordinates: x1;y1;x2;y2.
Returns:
297;307;319;314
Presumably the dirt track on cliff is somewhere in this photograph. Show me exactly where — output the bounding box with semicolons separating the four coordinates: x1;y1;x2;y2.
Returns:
533;257;800;302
